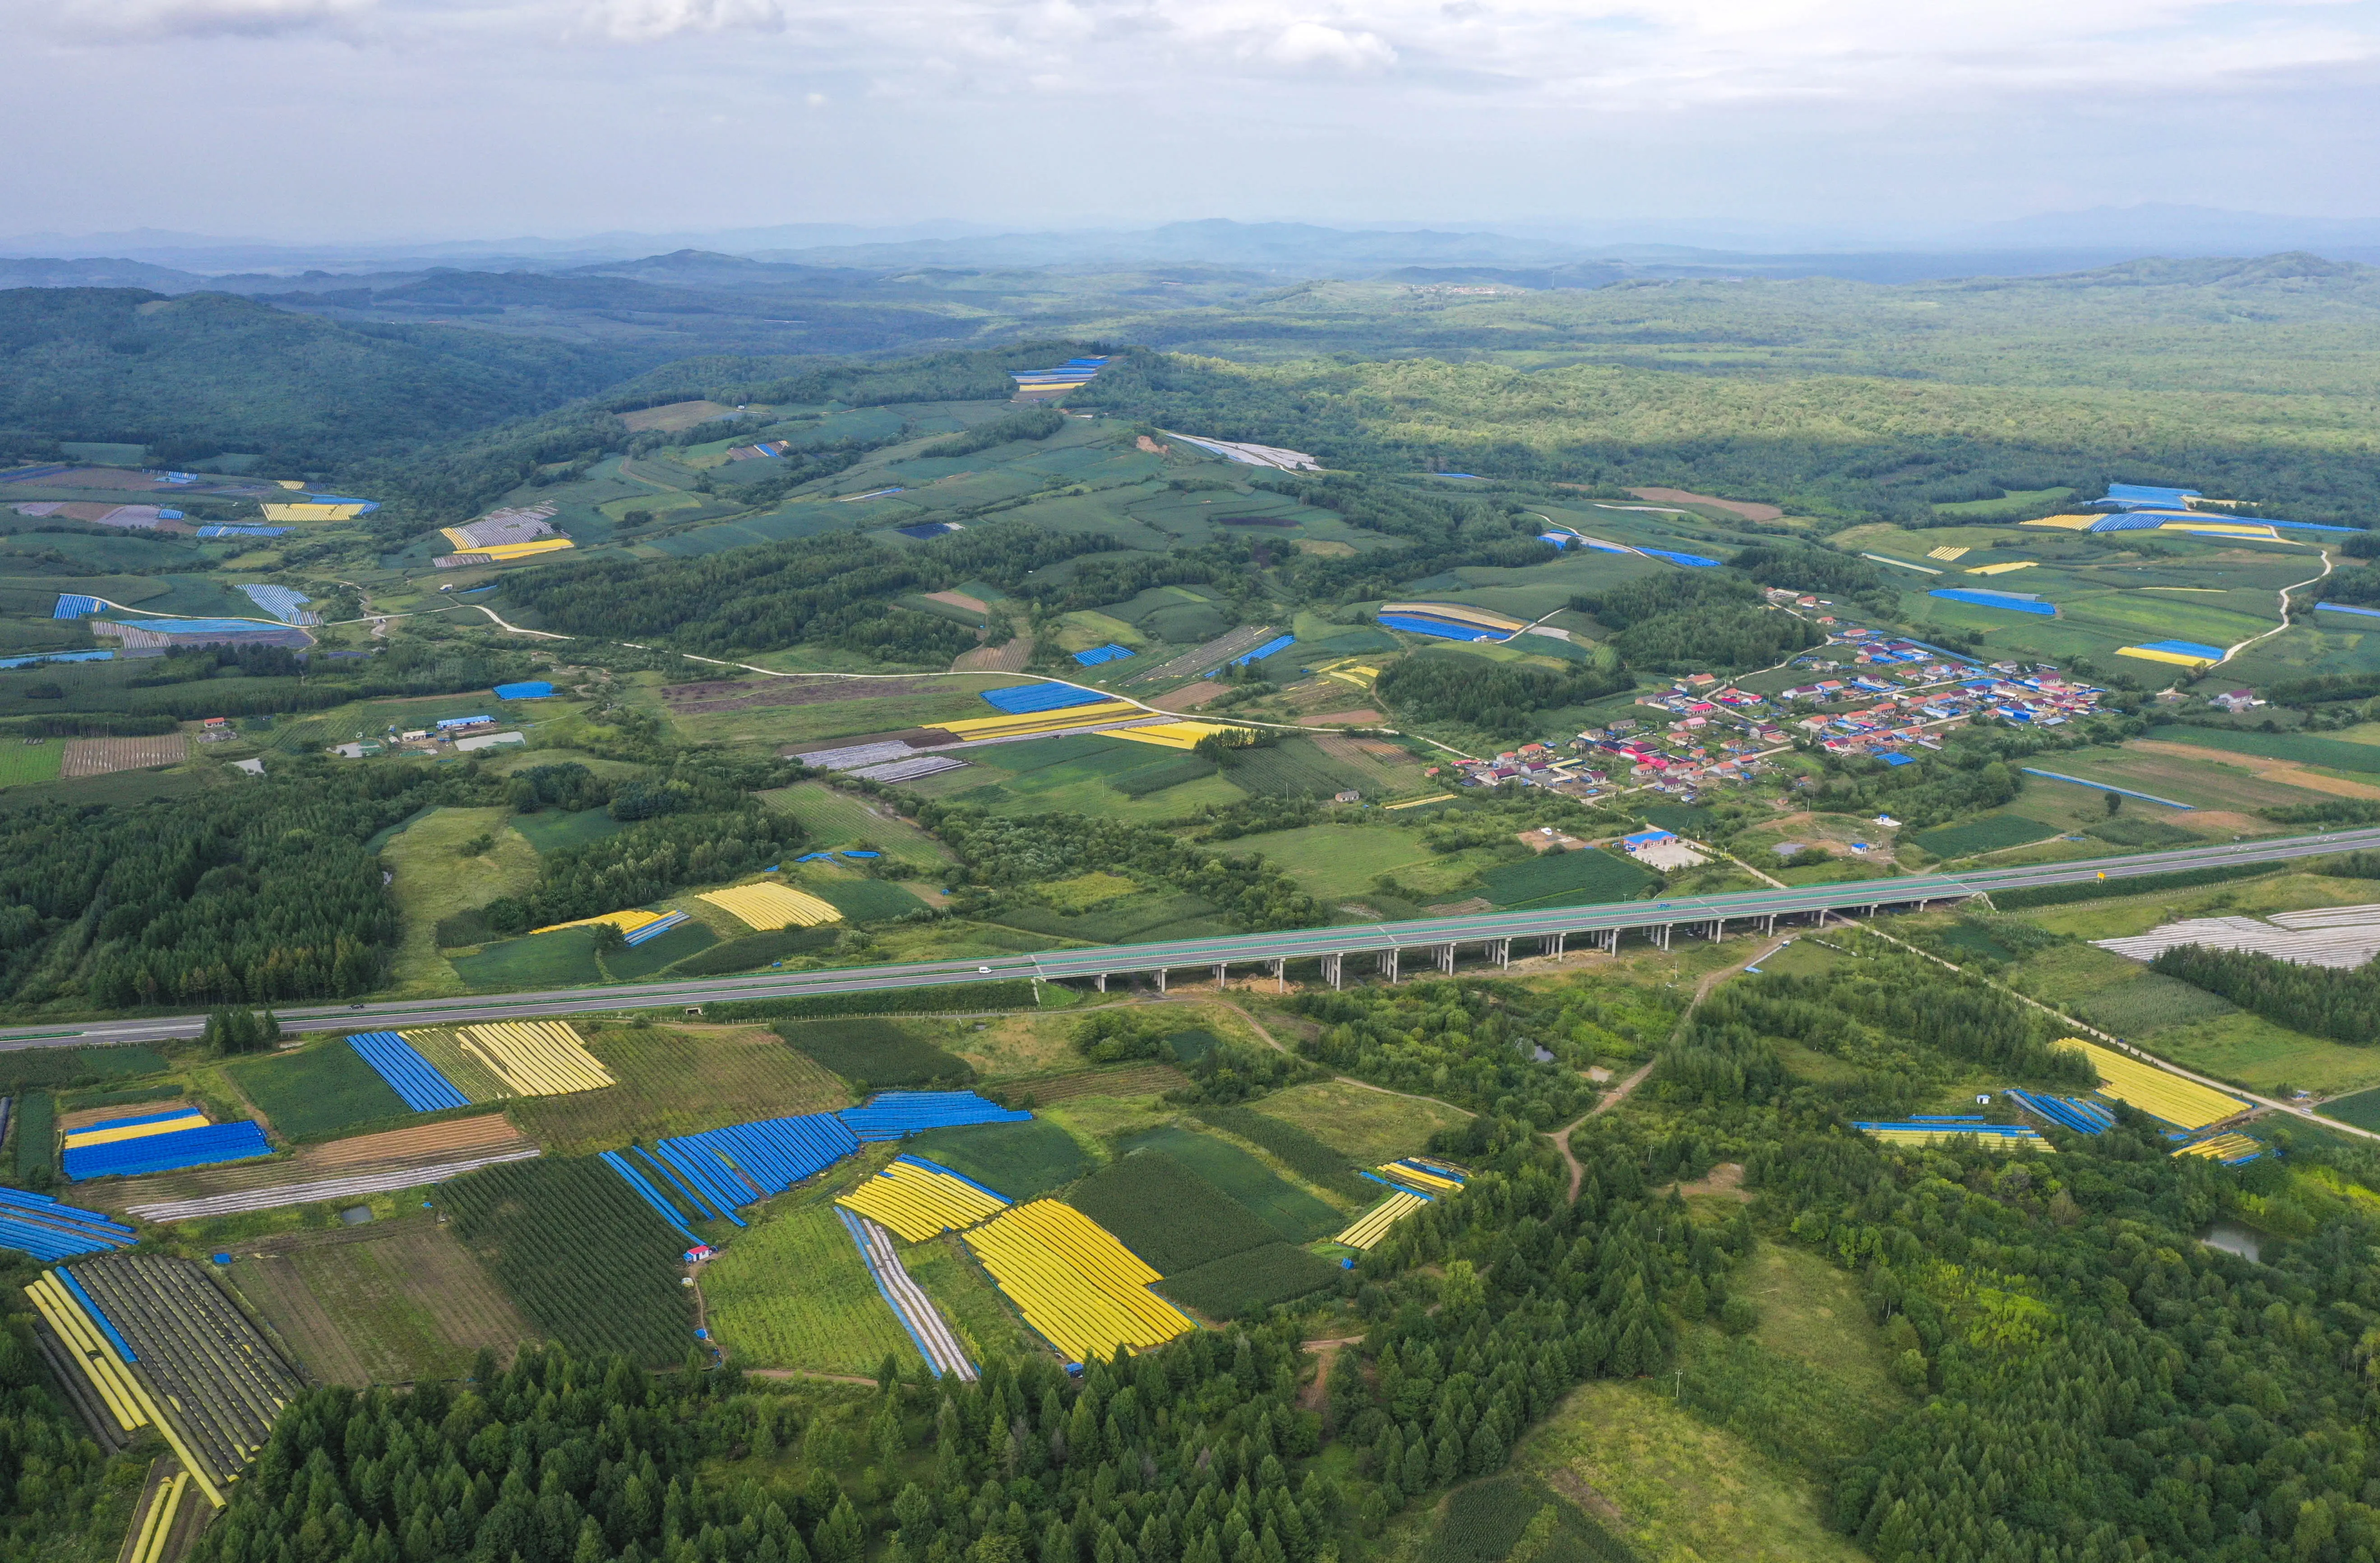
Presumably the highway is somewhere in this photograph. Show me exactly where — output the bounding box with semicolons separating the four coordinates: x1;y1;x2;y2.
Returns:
5;825;2375;1051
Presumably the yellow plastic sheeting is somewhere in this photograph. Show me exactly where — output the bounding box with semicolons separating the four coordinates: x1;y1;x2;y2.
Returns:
2160;521;2279;540
531;908;671;937
63;1111;206;1150
2020;515;2103;531
1379;601;1527;632
1926;545;1970;561
474;539;577;560
940;701;1141;739
962;1201;1190;1363
455;1021;613;1096
1107;721;1255;751
258;503;369;522
1335;1190;1428;1249
698;881;842;930
2058;1038;2247;1130
1964;561;2038;576
836;1159;1008;1242
2117;646;2220;669
1376;1161;1462;1193
2177;1134;2262;1162
1860;1127;2055;1154
129;1471;189;1563
24;1274;146;1433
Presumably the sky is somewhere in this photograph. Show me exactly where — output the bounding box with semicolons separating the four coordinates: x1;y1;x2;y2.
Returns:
5;0;2380;244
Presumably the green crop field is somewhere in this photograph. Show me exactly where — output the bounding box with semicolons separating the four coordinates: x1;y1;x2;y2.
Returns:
1155;1241;1344;1321
2145;725;2380;775
1116;1125;1345;1241
780;1019;975;1088
666;926;839;977
0;742;64;788
449;928;604;991
1190;1104;1371;1200
903;1235;1036;1362
1909;815;2061;858
509;1025;849;1155
440;1156;695;1364
1066;1149;1280;1273
900;1118;1088;1200
758;783;952;865
807;876;926;922
1250;1080;1472;1165
704;1202;914;1374
511;807;631;853
226;1041;412;1141
1221;825;1438;899
2321;1088;2380;1133
0;1045;168;1094
12;1093;53;1180
2070;973;2239;1036
1482;848;1660;909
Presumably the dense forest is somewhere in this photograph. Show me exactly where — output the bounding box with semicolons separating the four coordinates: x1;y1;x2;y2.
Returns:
1573;573;1824;674
925;805;1325;931
2149;944;2380;1045
1374;652;1631;738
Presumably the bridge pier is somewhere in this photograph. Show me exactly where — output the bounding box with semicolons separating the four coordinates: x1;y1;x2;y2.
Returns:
1655;924;1672;951
1213;963;1228;989
1490;938;1510;969
1154;968;1166;994
1270;958;1285;992
1322;953;1343;989
1602;927;1620;954
1544;931;1566;959
1379;949;1400;982
1095;973;1107;992
1707;918;1726;941
1761;914;1775;935
1433;944;1455;975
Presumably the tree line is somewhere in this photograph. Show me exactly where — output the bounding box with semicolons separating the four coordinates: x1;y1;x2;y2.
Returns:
2149;943;2380;1045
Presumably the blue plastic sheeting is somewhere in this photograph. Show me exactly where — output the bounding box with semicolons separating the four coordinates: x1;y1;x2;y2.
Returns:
0;650;113;671
1378;614;1497;641
346;1031;469;1113
2006;1089;2114;1135
631;1144;722;1220
1538;533;1572;548
117;618;291;635
2316;602;2380;620
656;1112;861;1213
1878;752;1915;767
841;850;880;859
2020;768;2194;809
2106;484;2198;505
1639;548;1722;567
83;1107;201;1134
1852;1120;2045;1139
0;466;73;485
0;1189;136;1263
623;910;689;947
237;583;312;623
196;525;291;538
1388;1158;1464;1184
64;1121;273;1180
895;523;957;539
838;1090;1033;1142
1232;634;1295;667
2138;639;2227;660
1929;589;2057;616
599;1151;700;1245
494;681;556;700
55;1269;136;1360
51;595;102;619
2267;520;2362;533
980;682;1110;715
436;715;492;729
2087;514;2167;533
1072;645;1134;667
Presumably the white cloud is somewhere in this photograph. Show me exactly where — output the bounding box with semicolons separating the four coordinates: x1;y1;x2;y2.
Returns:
594;0;781;41
1258;20;1396;70
50;0;376;39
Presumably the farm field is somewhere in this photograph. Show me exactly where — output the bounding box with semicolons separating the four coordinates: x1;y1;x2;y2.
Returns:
1155;1240;1341;1320
902;1233;1035;1363
107;1112;541;1224
1248;1079;1472;1165
61;734;188;779
781;1019;974;1089
1189;1103;1372;1200
1065;1148;1280;1271
0;740;64;788
440;1156;695;1364
229;1217;531;1386
383;805;542;991
225;1040;412;1140
757;783;953;866
703;1200;915;1374
507;1024;848;1154
1480;849;1662;909
1909;814;2060;859
899;1118;1089;1200
1119;1123;1347;1237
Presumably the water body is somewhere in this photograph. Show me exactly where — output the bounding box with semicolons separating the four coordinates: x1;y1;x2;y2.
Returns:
2201;1220;2269;1263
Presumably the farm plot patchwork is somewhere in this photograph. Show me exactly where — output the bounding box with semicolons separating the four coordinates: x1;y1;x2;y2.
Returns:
1118;1125;1347;1240
836;1156;1008;1240
55;1254;307;1501
781;1019;975;1089
898;1119;1091;1201
429;1021;611;1098
1155;1241;1343;1321
226;1042;413;1139
110;1114;539;1223
961;1199;1193;1363
1190;1105;1372;1201
508;1026;848;1156
699;881;843;930
440;1157;696;1364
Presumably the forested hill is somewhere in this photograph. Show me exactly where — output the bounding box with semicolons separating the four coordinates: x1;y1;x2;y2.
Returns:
0;287;653;469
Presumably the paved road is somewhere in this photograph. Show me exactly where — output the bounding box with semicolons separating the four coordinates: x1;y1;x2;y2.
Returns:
6;825;2376;1051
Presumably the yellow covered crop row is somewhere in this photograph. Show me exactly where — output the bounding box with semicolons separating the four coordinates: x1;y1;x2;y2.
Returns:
1109;722;1254;751
456;1022;613;1097
531;908;670;937
2058;1038;2246;1130
24;1275;224;1508
1335;1190;1427;1250
1860;1126;2055;1154
698;882;842;930
1376;1162;1461;1193
2117;646;2219;669
962;1201;1189;1362
1964;560;2037;576
64;1112;206;1150
837;1159;1007;1241
941;701;1141;741
2177;1133;2262;1162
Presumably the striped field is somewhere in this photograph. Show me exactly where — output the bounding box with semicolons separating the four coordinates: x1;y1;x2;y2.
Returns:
1335;1190;1427;1250
451;1022;612;1096
836;1156;1008;1241
962;1200;1192;1362
698;882;843;930
2058;1038;2247;1130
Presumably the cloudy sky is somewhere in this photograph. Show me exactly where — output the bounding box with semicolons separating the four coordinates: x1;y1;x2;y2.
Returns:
5;0;2379;243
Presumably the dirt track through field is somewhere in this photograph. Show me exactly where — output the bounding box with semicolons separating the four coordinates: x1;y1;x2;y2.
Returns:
2126;740;2380;800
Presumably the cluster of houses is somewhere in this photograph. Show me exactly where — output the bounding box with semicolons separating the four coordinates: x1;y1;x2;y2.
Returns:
1434;618;2110;799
